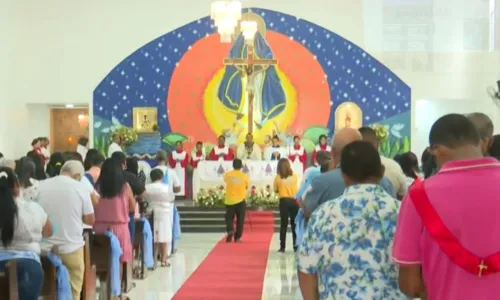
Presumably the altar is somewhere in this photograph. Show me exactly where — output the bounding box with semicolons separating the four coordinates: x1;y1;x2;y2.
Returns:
193;160;304;198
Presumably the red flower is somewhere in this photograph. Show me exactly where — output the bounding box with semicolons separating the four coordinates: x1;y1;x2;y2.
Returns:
266;184;271;190
219;185;224;190
251;190;256;196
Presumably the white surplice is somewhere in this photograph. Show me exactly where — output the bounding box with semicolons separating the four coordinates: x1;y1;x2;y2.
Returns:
264;146;287;161
171;150;187;196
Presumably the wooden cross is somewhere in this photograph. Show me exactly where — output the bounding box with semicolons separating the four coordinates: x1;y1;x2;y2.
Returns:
223;43;278;134
478;260;488;277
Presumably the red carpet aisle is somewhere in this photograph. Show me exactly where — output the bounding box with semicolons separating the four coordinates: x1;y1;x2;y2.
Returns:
172;211;275;300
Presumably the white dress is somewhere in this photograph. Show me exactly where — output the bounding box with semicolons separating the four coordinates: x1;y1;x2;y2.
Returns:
145;182;173;243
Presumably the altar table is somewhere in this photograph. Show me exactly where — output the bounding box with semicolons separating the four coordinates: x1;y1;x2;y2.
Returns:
193;160;303;198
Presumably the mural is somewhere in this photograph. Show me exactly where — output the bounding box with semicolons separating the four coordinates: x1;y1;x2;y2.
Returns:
93;8;411;158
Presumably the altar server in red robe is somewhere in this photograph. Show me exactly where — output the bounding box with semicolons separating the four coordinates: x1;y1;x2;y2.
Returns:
208;135;235;161
168;141;189;197
288;135;307;171
311;135;331;166
190;142;205;168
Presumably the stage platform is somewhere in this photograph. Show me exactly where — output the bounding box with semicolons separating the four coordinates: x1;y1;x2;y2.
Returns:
175;199;284;233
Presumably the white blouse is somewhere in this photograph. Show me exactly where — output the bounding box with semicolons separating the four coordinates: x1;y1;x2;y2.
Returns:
0;198;47;254
21;179;39;201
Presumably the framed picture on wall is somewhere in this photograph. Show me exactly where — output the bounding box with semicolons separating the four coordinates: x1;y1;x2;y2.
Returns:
132;107;158;133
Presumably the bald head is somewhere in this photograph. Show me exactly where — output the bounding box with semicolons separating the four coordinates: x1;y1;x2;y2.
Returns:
466;113;494;155
332;128;362;159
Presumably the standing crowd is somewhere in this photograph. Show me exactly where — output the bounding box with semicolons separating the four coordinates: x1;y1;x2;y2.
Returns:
0;136;181;300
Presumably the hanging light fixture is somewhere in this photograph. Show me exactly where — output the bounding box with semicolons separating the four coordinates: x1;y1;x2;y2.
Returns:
240;20;258;44
210;0;242;43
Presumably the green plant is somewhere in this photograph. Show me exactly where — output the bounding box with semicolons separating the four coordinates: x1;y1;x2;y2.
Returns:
246;185;279;209
94;135;109;157
113;127;138;146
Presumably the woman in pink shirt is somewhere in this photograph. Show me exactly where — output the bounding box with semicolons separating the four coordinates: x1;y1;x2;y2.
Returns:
93;158;136;263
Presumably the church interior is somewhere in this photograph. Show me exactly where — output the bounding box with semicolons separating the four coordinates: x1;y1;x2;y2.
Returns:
1;0;500;299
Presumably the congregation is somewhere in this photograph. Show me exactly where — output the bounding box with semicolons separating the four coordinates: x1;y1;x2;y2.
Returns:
1;112;500;299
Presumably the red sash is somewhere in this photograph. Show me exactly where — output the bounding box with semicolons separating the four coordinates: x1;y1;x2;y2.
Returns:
409;180;500;277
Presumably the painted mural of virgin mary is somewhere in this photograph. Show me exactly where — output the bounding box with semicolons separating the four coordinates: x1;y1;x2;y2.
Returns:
204;12;297;144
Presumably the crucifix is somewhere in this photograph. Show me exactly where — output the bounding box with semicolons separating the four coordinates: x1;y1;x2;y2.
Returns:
478;260;488;277
223;42;278;134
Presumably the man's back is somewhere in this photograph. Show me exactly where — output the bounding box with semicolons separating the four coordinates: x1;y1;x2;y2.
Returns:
304;168;394;215
37;176;92;253
393;158;500;299
223;169;248;205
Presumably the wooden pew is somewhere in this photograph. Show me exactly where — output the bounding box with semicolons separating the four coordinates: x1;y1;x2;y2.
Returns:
133;219;148;279
0;260;19;300
40;255;57;300
82;230;96;300
90;235;112;300
122;262;134;293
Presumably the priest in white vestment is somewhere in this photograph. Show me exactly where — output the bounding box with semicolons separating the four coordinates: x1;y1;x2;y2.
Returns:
236;133;262;160
168;141;189;197
107;134;123;158
264;136;287;161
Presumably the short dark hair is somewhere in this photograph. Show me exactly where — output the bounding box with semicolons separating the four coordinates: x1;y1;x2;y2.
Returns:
196;141;203;146
150;168;164;182
111;151;127;165
316;151;331;173
395;152;419;179
0;152;3;159
429;114;480;149
233;159;243;170
358;127;377;139
318;134;327;142
340;141;384;182
277;158;293;178
78;136;89;146
272;135;280;141
83;149;105;171
31;138;39;146
65;151;83;163
490;135;500;160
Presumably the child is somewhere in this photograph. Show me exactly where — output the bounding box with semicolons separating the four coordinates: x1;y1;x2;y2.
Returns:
145;169;173;267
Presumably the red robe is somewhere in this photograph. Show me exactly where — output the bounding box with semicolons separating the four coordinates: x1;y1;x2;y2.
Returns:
32;147;46;166
288;144;307;171
208;145;235;161
168;150;189;197
311;144;331;166
190;151;205;168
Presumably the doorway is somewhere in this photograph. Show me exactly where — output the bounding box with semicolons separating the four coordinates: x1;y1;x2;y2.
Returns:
50;108;89;153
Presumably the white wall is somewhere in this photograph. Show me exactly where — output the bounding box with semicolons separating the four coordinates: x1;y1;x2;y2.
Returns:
3;0;500;157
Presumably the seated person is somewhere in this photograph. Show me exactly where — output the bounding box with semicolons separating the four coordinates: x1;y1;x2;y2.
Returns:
36;161;94;300
0;167;52;300
145;169;173;267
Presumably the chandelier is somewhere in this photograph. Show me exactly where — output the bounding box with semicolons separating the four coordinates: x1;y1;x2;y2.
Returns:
210;1;258;44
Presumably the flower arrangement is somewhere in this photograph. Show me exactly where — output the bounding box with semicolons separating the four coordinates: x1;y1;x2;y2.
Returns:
112;126;138;146
369;123;389;141
194;185;279;209
194;185;225;208
247;185;279;209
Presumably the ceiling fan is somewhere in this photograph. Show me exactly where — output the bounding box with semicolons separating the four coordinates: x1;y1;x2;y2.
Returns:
487;80;500;108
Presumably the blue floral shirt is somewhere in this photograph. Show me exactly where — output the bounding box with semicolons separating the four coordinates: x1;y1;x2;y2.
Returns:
296;184;407;300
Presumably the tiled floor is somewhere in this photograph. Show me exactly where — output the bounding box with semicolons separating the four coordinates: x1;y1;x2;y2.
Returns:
125;233;301;300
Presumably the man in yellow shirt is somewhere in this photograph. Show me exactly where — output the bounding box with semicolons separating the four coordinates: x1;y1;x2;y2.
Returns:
223;159;249;242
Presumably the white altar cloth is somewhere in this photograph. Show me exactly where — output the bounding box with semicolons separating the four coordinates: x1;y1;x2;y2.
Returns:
194;160;304;197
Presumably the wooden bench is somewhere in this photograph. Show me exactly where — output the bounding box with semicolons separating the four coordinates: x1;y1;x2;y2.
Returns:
40;255;57;300
90;235;112;300
82;230;96;300
0;260;19;300
133;219;148;279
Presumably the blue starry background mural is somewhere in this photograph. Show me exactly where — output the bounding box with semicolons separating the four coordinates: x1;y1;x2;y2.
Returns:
93;8;411;158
